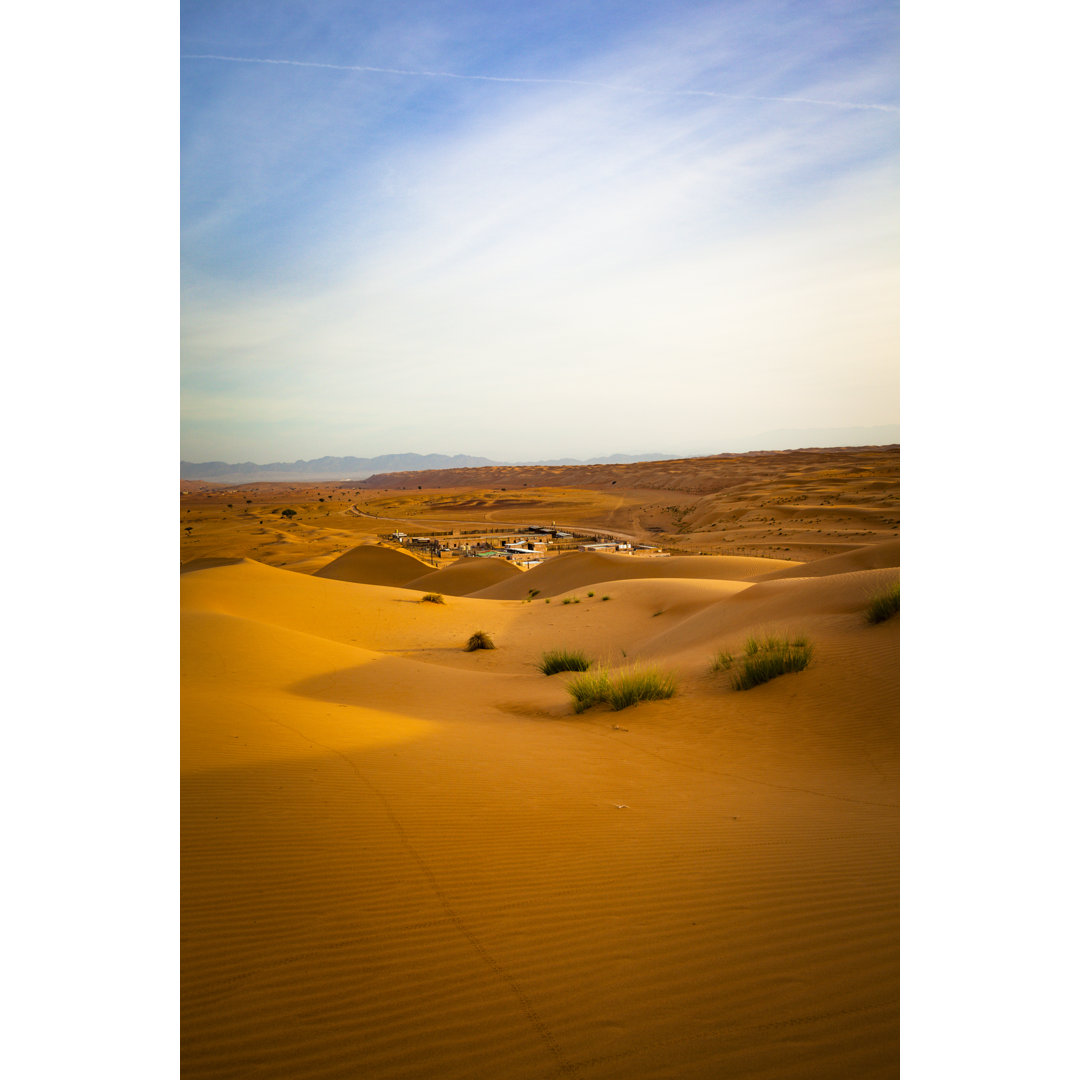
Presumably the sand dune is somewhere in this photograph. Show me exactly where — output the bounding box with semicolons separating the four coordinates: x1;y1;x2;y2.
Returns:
183;540;898;1078
404;556;522;596
754;538;900;580
180;556;246;574
468;550;795;601
312;543;434;586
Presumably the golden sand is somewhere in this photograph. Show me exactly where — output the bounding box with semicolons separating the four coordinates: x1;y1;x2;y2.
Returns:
182;498;899;1079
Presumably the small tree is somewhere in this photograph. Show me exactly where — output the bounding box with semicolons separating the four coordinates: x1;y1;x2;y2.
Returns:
281;509;297;520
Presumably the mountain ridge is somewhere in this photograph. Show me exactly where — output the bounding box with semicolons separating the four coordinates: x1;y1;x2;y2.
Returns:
180;425;899;482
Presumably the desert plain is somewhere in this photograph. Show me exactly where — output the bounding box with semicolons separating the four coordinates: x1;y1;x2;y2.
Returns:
181;445;900;1078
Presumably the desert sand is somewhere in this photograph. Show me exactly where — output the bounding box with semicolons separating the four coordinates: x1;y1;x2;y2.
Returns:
181;449;899;1078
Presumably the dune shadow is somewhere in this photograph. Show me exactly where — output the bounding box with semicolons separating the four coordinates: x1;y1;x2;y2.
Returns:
492;700;567;721
284;656;554;724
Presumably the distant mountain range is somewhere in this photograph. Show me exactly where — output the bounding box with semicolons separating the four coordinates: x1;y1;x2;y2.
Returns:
180;426;899;482
180;451;680;482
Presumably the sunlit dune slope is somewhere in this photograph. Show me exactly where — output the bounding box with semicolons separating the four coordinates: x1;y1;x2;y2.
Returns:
636;566;900;662
182;550;899;1080
754;538;900;580
182;558;525;655
404;556;522;596
468;549;795;601
181;556;246;574
313;542;432;585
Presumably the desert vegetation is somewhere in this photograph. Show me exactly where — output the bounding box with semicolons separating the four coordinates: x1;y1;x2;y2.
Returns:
567;664;677;713
537;648;592;675
464;630;495;651
865;582;900;624
720;634;814;691
420;592;445;604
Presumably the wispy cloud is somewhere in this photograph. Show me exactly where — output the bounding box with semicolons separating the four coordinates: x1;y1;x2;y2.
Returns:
181;52;899;112
181;2;898;461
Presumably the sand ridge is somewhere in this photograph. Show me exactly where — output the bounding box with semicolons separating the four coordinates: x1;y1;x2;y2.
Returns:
397;555;523;596
467;549;795;601
182;524;899;1078
313;542;434;586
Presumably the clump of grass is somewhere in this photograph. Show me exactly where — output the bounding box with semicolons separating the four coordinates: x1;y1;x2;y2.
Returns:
608;666;677;710
567;664;677;712
865;582;900;624
538;648;593;676
562;596;581;605
601;595;611;601
730;634;812;691
527;588;541;600
420;592;445;604
710;649;734;673
587;591;595;597
567;669;613;713
464;630;495;652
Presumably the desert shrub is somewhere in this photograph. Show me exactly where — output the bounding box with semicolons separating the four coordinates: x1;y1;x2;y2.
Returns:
601;595;611;601
464;630;494;651
865;582;900;624
567;665;676;712
567;669;614;713
731;635;813;691
608;667;677;710
281;508;297;519
538;648;592;675
710;650;734;672
420;593;445;604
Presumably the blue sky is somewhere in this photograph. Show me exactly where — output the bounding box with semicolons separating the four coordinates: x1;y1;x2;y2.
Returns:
181;0;898;463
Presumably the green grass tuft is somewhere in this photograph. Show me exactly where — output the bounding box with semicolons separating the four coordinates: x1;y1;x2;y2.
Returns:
420;593;445;604
710;650;734;672
608;667;677;710
865;582;900;624
730;634;812;691
538;648;593;675
464;630;495;652
566;664;676;712
567;669;613;713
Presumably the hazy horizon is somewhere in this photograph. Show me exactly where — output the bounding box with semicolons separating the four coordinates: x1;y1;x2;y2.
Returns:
180;422;901;472
182;1;898;464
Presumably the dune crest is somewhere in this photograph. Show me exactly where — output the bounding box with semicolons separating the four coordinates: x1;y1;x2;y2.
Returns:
404;556;522;596
313;542;434;586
